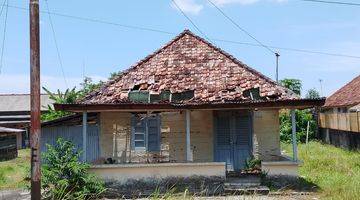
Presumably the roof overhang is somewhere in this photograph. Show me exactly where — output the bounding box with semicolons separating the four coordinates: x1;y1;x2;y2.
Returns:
54;98;325;112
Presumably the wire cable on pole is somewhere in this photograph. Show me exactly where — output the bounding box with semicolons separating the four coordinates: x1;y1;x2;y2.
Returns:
171;0;213;43
206;0;275;54
0;0;8;74
44;0;68;87
7;4;360;60
299;0;360;6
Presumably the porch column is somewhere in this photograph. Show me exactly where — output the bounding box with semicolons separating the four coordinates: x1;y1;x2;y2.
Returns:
291;109;298;161
185;110;193;162
82;111;87;162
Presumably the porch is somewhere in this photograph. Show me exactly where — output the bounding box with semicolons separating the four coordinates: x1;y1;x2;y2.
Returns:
77;108;300;181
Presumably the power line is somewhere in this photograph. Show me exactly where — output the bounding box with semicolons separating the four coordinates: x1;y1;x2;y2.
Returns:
7;4;360;60
0;0;8;74
44;0;68;87
206;0;275;54
171;0;213;43
299;0;360;6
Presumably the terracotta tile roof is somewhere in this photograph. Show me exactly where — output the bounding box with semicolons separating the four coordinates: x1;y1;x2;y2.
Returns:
80;30;298;104
324;75;360;108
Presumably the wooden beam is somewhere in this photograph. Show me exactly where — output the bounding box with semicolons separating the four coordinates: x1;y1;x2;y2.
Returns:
291;109;298;161
185;110;192;162
82;111;87;162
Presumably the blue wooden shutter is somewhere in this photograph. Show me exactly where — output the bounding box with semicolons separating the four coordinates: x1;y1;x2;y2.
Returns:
131;114;146;150
147;114;161;152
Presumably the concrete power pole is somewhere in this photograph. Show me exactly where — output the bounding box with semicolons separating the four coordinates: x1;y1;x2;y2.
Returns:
30;0;41;199
275;52;280;83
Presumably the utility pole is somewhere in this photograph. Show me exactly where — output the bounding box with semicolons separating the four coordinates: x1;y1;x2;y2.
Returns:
319;79;323;97
30;0;41;199
275;52;280;83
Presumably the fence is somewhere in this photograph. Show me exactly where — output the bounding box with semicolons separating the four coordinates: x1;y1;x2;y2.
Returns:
319;112;360;133
41;124;100;162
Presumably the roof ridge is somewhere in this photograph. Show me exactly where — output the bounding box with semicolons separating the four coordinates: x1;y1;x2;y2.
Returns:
324;74;360;107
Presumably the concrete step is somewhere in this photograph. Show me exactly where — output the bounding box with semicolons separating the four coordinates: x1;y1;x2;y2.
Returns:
224;185;270;195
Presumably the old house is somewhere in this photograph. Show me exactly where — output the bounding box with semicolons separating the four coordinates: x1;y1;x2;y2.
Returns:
0;126;24;160
0;94;54;148
319;75;360;150
43;30;324;186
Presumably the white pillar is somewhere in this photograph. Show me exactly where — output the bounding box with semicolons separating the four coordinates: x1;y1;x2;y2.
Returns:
291;109;298;162
82;111;87;162
185;110;192;162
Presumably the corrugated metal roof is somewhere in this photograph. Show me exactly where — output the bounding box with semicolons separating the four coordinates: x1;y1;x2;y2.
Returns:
0;94;54;112
0;126;24;133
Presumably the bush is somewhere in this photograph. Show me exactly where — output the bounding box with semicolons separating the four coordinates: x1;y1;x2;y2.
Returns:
42;138;105;200
280;109;317;143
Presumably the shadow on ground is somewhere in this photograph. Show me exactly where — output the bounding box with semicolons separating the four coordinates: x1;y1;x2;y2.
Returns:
262;175;319;192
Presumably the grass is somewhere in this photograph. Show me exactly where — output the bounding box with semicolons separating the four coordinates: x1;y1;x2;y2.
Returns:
0;148;30;190
282;141;360;200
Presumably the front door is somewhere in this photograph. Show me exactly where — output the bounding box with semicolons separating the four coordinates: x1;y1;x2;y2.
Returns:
214;110;252;171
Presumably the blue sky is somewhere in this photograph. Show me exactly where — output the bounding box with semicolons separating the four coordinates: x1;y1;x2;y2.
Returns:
0;0;359;97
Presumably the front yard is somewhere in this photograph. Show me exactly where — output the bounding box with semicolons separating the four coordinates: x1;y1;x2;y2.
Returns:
0;149;30;190
282;141;360;200
0;142;359;200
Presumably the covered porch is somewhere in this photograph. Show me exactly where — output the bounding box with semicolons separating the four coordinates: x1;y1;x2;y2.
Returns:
54;99;323;182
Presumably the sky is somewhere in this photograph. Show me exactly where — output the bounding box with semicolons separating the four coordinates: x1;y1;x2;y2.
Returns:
0;0;359;97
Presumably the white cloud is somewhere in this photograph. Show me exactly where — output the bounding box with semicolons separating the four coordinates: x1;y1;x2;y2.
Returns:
0;74;106;94
171;0;286;14
171;0;204;15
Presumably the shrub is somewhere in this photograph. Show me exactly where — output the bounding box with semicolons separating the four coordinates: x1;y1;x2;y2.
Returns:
280;109;317;143
42;138;105;200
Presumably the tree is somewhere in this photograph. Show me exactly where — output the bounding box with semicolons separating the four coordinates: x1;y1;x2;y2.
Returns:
280;109;317;143
280;78;302;95
41;87;81;121
42;138;105;199
79;77;103;98
306;88;320;99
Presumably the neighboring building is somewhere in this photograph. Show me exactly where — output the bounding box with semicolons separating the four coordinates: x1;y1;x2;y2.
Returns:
43;30;324;188
0;126;24;160
319;75;360;150
0;94;54;148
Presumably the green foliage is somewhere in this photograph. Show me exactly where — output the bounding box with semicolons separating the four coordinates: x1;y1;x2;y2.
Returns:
42;138;105;200
282;142;360;200
280;109;317;143
0;149;30;190
244;156;261;170
306;88;321;99
280;78;302;95
41;87;81;121
79;77;103;98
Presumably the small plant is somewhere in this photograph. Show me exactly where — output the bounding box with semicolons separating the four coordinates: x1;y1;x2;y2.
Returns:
42;138;105;200
244;156;261;171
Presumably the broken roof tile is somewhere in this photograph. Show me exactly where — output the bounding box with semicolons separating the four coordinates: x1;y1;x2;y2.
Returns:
80;30;298;104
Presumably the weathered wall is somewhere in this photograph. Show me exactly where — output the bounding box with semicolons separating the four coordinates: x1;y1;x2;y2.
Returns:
89;162;225;183
319;128;360;150
99;110;214;163
252;109;281;161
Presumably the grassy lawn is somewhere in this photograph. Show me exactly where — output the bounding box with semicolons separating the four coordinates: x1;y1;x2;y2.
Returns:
0;149;30;190
282;141;360;200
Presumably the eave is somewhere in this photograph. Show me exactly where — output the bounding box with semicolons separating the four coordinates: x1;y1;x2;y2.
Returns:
54;98;325;112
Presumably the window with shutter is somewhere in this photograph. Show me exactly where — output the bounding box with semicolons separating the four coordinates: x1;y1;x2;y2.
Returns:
131;114;161;152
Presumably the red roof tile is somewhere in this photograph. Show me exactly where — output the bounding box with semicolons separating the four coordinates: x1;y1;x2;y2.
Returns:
80;30;298;104
324;75;360;108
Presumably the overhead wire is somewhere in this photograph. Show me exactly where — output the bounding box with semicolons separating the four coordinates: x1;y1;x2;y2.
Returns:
207;0;276;55
298;0;360;6
0;0;8;74
44;0;68;87
6;4;360;60
171;0;214;43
